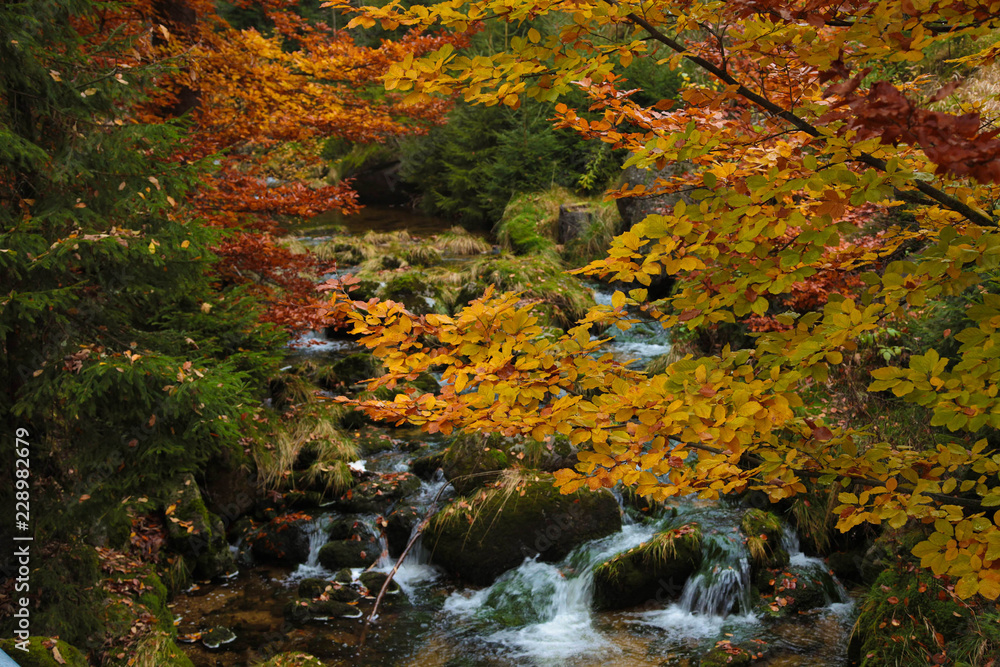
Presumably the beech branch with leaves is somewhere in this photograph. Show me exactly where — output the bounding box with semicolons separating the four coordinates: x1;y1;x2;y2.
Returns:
326;0;1000;599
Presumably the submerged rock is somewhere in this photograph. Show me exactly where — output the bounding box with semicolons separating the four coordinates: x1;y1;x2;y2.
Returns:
424;472;621;585
201;626;236;649
283;598;361;624
591;524;702;610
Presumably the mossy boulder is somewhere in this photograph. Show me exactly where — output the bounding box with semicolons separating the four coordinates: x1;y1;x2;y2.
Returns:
378;271;445;315
201;626;236;649
740;509;789;572
330;353;383;390
454;256;596;329
249;514;312;565
0;637;88;667
618;486;676;523
334;472;421;513
826;550;864;584
201;447;258;528
164;474;236;578
283;598;361;624
359;571;402;596
327;516;378;543
441;431;514;494
591;524;702;610
317;540;380;569
298;577;362;602
757;561;838;617
424;472;621;585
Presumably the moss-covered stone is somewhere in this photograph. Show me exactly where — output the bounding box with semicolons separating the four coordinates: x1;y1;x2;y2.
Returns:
424;472;621;585
757;562;837;617
283;598;361;624
334;472;421;513
698;642;753;667
591;524;702;610
201;626;236;649
826;550;864;584
257;652;326;667
298;577;331;598
378;271;446;315
618;486;676;523
131;632;195;667
359;571;401;596
441;431;514;494
317;540;379;569
453;255;596;330
330;353;383;390
0;637;89;667
740;509;789;572
164;474;236;579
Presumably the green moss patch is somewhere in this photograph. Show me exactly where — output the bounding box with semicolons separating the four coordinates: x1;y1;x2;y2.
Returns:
591;524;702;610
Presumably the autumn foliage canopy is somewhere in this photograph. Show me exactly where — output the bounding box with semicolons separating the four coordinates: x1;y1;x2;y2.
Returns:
326;0;1000;599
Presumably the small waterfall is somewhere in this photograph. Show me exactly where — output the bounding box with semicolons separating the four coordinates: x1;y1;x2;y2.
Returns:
443;522;661;663
289;515;334;581
781;526;850;606
677;530;752;616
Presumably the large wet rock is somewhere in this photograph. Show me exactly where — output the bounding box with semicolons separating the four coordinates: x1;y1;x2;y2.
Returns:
424;472;621;585
165;474;236;578
442;431;579;495
441;431;514;494
757;560;840;617
591;524;702;610
249;514;312;565
317;539;380;569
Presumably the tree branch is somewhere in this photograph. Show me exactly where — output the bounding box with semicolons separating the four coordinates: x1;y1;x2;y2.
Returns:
624;12;996;228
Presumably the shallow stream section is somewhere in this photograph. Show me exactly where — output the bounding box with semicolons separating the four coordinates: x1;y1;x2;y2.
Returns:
170;220;856;665
171;424;856;666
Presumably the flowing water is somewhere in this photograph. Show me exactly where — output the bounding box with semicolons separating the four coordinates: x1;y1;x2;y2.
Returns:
170;215;856;666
